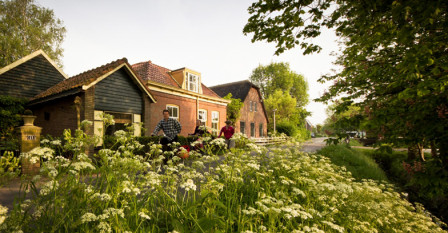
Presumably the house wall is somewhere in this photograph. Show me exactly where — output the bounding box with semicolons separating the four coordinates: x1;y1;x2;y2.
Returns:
236;87;268;138
146;90;227;137
95;68;143;114
31;95;79;137
0;55;66;99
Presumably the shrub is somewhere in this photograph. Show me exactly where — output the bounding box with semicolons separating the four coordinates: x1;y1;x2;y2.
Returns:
0;151;20;186
275;121;297;136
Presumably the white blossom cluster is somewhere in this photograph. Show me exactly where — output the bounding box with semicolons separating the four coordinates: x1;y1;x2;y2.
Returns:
0;204;7;225
3;125;446;233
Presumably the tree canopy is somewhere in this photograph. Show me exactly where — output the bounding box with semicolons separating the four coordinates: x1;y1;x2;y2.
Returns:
244;0;448;163
249;62;309;107
249;62;310;136
223;93;244;125
0;0;66;67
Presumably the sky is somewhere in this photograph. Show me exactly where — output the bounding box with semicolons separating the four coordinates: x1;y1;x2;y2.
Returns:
36;0;339;126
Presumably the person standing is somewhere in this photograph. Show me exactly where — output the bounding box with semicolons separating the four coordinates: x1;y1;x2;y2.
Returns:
190;119;207;136
152;109;182;148
218;120;235;149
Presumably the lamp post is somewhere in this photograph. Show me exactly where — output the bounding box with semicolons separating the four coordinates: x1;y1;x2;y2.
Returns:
273;109;277;135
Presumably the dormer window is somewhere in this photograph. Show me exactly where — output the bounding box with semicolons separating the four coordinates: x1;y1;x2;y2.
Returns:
187;73;199;92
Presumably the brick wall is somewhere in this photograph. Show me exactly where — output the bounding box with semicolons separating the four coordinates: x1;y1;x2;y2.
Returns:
146;90;227;137
32;95;78;137
236;87;268;137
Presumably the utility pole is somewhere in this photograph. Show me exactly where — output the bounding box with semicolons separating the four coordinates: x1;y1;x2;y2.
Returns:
273;109;277;135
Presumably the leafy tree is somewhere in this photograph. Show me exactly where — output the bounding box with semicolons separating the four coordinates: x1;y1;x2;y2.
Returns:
0;0;66;67
249;62;309;107
264;89;297;124
323;101;364;136
223;93;244;125
264;89;310;137
0;96;27;149
244;0;448;165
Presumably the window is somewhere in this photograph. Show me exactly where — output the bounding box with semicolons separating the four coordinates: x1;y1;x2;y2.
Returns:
255;101;258;112
249;101;253;111
250;122;255;137
240;121;245;134
259;123;263;137
166;105;179;120
198;109;207;123
44;112;50;121
187;73;199;92
211;111;219;136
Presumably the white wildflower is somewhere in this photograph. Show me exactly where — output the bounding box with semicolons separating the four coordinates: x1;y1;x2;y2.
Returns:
50;140;61;146
180;179;196;191
0;204;8;225
139;212;151;220
97;221;112;233
81;213;97;223
39;180;59;196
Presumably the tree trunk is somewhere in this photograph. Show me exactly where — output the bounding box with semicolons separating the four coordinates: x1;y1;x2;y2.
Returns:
431;141;438;158
418;143;425;161
408;144;419;161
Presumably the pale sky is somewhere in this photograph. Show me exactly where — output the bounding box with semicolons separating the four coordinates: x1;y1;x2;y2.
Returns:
37;0;339;126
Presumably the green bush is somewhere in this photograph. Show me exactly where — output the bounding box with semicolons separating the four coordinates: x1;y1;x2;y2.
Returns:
356;148;448;224
319;145;388;182
0;95;27;149
276;121;298;136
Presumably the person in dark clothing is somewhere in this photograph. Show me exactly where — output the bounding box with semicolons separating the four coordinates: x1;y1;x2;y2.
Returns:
190;119;206;136
152;110;182;149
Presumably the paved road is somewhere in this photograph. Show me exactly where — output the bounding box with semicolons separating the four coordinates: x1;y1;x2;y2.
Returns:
300;137;327;153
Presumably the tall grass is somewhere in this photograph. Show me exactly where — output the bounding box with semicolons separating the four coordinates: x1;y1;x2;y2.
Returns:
318;145;389;182
0;127;445;232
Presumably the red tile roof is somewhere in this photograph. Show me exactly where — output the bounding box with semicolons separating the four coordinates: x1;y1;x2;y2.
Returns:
32;58;151;101
132;60;222;98
201;84;221;98
132;61;179;87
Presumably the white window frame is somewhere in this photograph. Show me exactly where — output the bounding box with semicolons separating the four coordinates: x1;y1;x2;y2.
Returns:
255;101;258;112
249;101;253;112
211;111;219;135
198;109;207;123
187;73;199;93
166;105;179;121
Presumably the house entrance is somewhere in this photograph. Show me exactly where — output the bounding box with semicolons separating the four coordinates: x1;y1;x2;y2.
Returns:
105;112;133;135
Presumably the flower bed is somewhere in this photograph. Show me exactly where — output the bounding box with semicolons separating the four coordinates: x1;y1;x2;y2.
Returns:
0;124;445;232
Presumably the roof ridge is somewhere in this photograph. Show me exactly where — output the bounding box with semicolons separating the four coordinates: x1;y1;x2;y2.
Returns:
70;57;128;79
209;79;251;88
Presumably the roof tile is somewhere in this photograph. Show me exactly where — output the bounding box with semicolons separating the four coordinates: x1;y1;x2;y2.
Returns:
132;61;179;87
132;60;221;98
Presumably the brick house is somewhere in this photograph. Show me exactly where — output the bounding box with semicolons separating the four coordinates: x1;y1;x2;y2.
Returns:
0;52;157;143
132;60;229;136
210;80;268;138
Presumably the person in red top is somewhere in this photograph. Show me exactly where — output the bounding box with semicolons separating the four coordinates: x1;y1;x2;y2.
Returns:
219;120;235;149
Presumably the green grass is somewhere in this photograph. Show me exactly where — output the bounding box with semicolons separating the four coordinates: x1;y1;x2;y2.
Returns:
348;138;363;147
318;144;389;182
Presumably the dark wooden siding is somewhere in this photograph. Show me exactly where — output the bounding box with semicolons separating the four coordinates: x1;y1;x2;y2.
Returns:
0;55;66;99
94;68;143;114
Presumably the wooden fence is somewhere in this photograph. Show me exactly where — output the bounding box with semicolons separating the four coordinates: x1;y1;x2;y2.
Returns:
252;136;288;145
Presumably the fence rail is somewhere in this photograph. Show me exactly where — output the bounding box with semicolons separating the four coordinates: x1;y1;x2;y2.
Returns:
252;136;288;145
